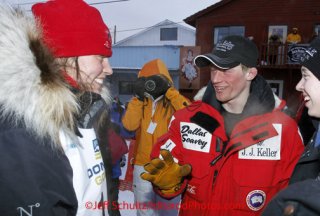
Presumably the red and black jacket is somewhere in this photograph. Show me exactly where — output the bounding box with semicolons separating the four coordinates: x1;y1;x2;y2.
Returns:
151;75;304;216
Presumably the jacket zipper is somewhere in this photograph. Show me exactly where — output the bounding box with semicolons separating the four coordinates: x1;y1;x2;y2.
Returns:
210;137;227;186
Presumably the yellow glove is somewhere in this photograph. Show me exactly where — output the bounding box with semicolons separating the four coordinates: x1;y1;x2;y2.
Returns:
140;149;191;194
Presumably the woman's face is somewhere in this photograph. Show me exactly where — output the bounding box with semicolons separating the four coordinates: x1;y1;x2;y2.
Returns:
75;55;113;93
296;66;320;117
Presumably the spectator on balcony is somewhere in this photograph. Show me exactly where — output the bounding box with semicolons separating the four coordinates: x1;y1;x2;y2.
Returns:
286;27;302;44
268;34;282;65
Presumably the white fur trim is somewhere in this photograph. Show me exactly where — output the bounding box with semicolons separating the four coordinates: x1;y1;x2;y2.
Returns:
0;6;78;149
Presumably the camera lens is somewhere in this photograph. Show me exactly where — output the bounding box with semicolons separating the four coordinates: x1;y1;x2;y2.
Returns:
145;80;156;92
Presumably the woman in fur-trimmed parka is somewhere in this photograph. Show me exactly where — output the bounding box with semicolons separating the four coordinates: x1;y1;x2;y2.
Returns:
122;58;189;216
31;1;115;216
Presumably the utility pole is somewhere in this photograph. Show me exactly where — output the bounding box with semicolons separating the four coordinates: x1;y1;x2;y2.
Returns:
113;25;117;44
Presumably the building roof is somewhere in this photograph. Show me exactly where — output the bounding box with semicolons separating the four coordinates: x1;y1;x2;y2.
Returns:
184;0;229;27
114;19;195;46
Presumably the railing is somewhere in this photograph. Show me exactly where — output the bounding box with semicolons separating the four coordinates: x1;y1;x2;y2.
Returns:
258;43;307;69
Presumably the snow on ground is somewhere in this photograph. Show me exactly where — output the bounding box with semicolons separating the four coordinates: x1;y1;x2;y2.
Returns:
119;190;136;216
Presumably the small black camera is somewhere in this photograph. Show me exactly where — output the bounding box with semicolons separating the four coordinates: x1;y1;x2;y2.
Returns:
145;79;156;92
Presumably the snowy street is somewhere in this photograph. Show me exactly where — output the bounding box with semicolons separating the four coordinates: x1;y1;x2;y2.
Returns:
119;190;136;216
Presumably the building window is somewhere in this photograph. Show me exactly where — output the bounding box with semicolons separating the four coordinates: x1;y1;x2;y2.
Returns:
213;26;245;44
268;25;287;44
160;27;178;41
119;81;134;95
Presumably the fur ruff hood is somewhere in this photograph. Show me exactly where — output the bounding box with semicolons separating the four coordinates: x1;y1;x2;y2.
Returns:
0;6;78;149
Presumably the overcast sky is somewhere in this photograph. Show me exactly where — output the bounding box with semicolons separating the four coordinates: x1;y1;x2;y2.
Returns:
1;0;220;42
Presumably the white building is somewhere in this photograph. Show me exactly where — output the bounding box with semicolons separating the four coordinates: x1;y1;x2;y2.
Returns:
109;19;196;102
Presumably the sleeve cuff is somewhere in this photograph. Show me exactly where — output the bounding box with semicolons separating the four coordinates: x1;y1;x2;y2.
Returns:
153;179;188;199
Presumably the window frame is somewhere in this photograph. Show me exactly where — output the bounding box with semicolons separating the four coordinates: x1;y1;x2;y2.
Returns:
160;27;178;41
213;26;245;44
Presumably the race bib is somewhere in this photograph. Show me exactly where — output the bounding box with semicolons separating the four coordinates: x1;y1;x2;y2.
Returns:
160;139;178;163
239;124;282;160
160;139;176;152
180;122;212;153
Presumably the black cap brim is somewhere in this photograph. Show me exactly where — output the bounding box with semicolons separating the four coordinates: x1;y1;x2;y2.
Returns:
194;53;240;69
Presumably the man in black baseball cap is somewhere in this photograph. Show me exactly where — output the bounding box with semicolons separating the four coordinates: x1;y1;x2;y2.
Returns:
140;35;303;215
194;35;259;69
193;35;275;120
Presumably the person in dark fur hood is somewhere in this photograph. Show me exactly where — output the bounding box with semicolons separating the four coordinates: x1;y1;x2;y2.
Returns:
140;35;304;216
0;1;113;216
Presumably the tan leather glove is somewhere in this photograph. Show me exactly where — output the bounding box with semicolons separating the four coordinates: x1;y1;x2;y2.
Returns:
140;149;191;194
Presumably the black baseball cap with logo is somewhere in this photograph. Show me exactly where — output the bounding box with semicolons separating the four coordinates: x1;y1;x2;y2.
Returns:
194;35;259;69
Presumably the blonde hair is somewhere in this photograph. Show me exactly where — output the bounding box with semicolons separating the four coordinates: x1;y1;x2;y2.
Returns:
241;64;250;72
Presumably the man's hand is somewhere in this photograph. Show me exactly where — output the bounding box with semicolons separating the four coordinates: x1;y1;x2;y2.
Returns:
140;149;191;194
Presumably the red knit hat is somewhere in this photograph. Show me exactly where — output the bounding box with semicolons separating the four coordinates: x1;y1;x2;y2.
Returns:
32;0;112;58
